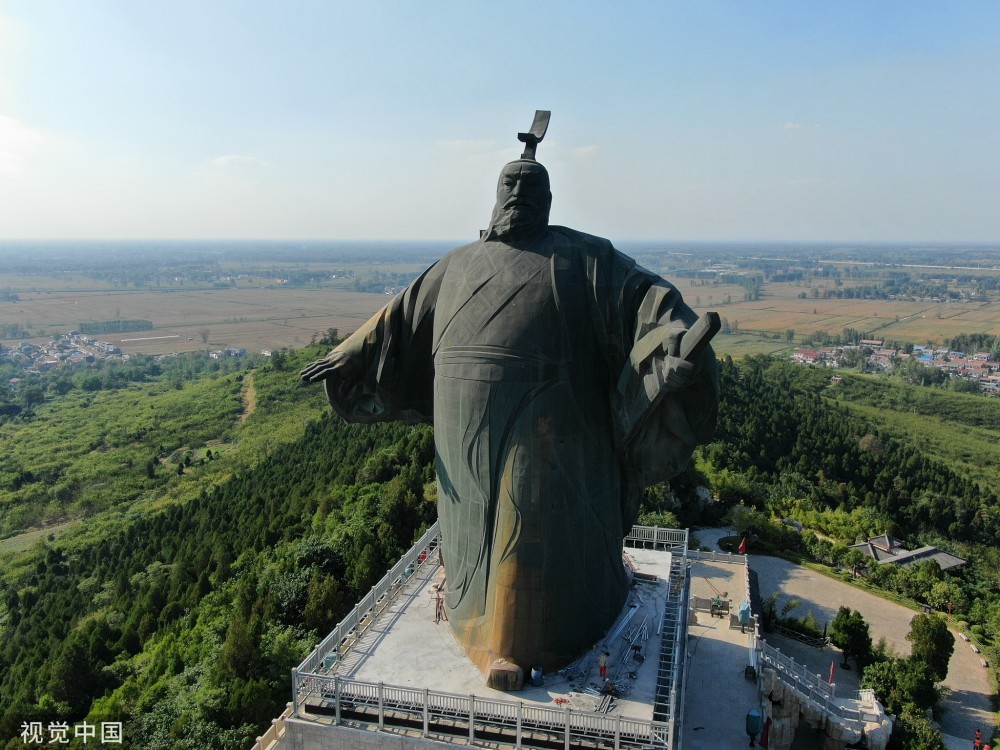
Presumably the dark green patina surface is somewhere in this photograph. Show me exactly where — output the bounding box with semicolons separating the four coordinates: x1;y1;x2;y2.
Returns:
302;156;718;689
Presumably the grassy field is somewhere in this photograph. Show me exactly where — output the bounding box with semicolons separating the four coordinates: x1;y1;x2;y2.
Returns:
0;519;80;556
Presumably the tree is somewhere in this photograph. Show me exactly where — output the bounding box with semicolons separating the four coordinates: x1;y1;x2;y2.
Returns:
19;386;45;408
906;613;954;683
895;705;948;750
829;606;872;669
785;329;795;344
318;327;340;346
199;328;210;344
861;657;938;714
842;548;868;578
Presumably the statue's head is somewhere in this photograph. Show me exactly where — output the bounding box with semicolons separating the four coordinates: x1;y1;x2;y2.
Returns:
486;159;551;241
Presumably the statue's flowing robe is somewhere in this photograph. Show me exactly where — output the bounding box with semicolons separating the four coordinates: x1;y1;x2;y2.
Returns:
320;227;717;678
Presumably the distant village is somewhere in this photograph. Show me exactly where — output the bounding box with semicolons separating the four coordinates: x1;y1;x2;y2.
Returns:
0;331;124;373
0;331;250;375
792;339;1000;392
4;329;998;396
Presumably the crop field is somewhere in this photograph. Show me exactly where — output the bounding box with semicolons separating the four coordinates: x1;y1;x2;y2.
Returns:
676;277;1000;346
3;286;393;354
4;257;1000;356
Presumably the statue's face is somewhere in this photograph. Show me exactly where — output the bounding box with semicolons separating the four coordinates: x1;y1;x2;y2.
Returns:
496;161;551;216
488;160;551;240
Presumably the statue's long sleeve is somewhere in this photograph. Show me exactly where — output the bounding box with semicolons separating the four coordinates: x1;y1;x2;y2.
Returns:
301;260;446;424
613;260;720;489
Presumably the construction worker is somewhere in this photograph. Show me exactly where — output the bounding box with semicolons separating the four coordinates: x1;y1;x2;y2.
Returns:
598;651;610;680
434;590;447;623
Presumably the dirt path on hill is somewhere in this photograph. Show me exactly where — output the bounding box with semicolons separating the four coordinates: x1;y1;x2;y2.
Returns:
239;370;257;423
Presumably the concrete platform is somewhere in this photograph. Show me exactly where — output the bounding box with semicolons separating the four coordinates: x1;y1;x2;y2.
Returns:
322;547;677;722
682;559;760;750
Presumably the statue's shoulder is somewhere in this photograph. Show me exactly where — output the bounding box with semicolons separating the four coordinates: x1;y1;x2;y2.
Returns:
547;226;620;267
548;226;614;253
437;238;489;266
448;237;484;254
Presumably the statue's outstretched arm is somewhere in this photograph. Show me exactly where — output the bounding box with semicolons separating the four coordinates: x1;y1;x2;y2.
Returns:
300;260;445;423
300;313;390;422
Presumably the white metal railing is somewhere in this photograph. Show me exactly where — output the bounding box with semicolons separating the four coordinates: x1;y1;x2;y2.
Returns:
297;521;442;676
294;673;671;749
624;525;688;550
686;548;747;565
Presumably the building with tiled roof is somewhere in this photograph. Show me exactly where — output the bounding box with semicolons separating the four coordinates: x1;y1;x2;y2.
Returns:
850;535;966;572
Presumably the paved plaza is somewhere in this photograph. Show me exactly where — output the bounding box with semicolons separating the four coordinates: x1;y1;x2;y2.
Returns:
681;559;760;750
688;528;994;749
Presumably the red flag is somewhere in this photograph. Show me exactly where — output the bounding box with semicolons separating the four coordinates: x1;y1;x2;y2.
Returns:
829;660;835;684
738;536;747;555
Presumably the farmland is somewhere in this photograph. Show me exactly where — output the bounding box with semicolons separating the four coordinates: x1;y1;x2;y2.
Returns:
2;286;394;355
2;241;999;358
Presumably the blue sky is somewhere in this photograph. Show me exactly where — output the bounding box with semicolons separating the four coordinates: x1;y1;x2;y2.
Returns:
1;1;999;242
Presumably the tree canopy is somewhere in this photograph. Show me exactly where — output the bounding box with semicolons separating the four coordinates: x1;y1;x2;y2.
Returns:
829;606;872;669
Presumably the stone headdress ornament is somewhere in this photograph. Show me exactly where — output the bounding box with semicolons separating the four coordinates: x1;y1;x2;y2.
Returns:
517;109;550;160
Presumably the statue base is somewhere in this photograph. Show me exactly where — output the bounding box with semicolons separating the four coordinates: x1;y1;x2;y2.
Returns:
485;660;525;691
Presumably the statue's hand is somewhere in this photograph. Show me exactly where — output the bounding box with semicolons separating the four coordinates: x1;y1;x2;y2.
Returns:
300;357;333;383
618;330;704;446
653;354;698;393
626;324;701;395
300;350;359;385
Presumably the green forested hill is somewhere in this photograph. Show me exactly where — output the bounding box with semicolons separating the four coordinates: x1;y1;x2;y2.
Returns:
1;347;436;749
704;357;999;541
0;350;330;538
2;351;999;749
825;374;1000;489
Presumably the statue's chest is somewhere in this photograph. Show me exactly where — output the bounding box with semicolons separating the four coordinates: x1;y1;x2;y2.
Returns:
436;244;579;351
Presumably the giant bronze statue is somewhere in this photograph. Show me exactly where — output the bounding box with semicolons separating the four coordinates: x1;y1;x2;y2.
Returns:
302;112;719;690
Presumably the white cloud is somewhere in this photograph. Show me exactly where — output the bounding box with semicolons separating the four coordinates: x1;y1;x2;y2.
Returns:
571;145;598;158
0;115;50;175
208;154;268;169
783;122;822;131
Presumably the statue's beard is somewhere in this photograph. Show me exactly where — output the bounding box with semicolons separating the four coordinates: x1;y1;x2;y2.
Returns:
487;203;548;241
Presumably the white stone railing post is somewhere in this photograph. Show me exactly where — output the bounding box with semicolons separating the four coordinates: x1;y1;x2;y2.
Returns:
468;695;475;744
334;676;341;725
377;682;385;730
